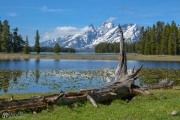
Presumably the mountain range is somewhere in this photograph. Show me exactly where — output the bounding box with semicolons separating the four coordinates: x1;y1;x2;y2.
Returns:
40;20;141;50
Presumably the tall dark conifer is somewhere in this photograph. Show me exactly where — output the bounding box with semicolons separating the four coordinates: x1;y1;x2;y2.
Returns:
171;21;178;55
136;26;145;54
34;30;40;54
144;27;151;55
155;21;164;55
150;25;156;55
12;27;18;52
1;20;10;52
0;20;3;52
17;34;25;52
23;36;30;54
177;26;180;55
160;24;170;55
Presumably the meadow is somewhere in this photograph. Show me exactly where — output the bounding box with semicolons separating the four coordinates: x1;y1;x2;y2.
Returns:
1;53;180;61
0;89;179;120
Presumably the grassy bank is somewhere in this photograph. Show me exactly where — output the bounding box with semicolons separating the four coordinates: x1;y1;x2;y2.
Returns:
139;68;180;86
1;53;180;61
128;55;180;61
0;53;118;60
1;89;180;120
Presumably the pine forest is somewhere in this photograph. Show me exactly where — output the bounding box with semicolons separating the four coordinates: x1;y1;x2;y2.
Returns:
95;21;180;55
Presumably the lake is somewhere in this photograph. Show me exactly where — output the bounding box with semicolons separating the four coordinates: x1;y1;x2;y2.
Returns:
0;59;180;93
0;59;180;70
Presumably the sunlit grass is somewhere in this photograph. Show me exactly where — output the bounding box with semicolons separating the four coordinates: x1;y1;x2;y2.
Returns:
1;89;180;120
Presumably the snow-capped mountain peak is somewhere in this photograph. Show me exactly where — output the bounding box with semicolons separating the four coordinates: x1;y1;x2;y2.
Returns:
83;24;96;33
40;21;141;50
100;20;115;29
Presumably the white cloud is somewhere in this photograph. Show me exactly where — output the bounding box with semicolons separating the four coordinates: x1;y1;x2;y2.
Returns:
43;17;117;41
8;13;18;17
107;17;116;22
41;6;69;12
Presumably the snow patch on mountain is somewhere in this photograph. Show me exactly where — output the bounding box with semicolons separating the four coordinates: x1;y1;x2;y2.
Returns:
40;20;141;50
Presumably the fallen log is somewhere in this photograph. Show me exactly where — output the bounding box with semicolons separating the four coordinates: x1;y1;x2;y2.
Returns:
143;78;174;90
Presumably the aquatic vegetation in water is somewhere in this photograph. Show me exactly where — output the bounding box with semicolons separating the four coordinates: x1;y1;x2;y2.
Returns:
0;68;115;93
1;68;179;93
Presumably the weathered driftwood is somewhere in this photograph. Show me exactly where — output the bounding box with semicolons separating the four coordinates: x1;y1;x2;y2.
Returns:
0;24;149;118
143;78;174;90
0;96;46;118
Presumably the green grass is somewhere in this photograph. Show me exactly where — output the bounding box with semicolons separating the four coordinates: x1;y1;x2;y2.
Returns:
1;53;180;61
0;53;118;60
139;68;180;86
1;89;180;120
127;54;180;61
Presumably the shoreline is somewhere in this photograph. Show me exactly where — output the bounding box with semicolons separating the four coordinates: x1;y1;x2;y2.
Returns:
1;53;180;61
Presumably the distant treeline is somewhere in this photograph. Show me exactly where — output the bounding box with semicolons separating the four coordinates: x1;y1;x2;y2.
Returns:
94;42;120;53
94;42;135;53
30;47;76;53
61;48;76;52
95;21;180;55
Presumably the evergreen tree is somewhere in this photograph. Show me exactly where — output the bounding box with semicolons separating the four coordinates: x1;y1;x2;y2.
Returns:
171;21;178;55
0;20;25;53
1;20;10;52
17;34;25;52
12;27;18;52
34;30;40;54
94;42;120;53
150;25;156;54
136;26;145;54
160;24;170;55
0;20;3;52
23;36;30;54
168;28;173;55
155;21;164;54
53;43;61;54
114;43;118;53
144;27;151;55
177;26;180;55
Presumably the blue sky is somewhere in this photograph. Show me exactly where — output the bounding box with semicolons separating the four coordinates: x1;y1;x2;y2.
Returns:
1;0;180;45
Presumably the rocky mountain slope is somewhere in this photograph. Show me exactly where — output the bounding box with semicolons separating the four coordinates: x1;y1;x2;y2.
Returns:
40;21;141;50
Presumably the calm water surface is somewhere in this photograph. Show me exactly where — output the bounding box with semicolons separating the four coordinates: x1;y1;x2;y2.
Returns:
0;59;180;93
0;59;180;70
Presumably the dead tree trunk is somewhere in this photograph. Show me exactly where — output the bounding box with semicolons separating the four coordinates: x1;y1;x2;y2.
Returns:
55;25;148;106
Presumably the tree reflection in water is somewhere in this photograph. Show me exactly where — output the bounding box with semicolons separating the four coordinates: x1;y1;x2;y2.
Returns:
0;69;23;93
0;68;180;93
